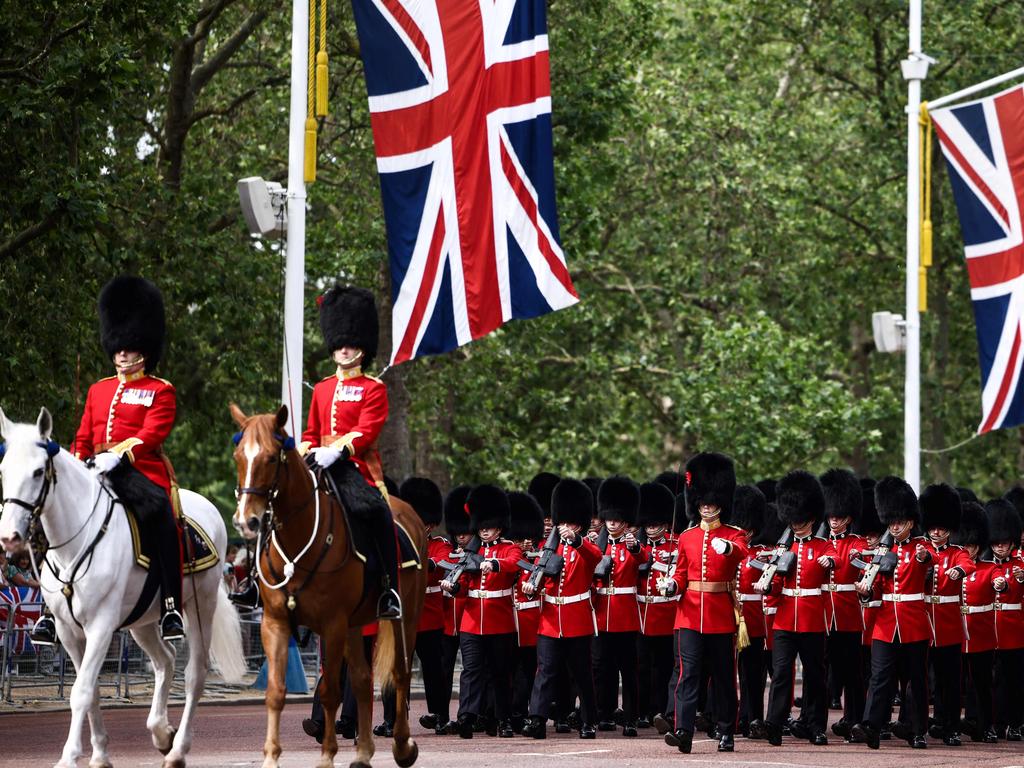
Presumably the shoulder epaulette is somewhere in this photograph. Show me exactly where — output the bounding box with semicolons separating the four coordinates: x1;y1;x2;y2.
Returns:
97;375;117;382
724;524;744;532
151;376;173;386
365;374;384;384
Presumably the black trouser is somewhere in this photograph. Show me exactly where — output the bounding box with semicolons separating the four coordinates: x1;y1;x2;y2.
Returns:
552;660;576;721
672;629;737;736
442;631;460;718
929;644;961;733
380;628;448;725
963;650;994;732
863;638;928;735
108;462;182;612
459;632;516;722
827;630;864;725
530;634;598;723
638;634;674;720
309;634;374;726
511;643;537;720
594;631;639;724
994;647;1024;730
738;635;768;724
767;630;826;733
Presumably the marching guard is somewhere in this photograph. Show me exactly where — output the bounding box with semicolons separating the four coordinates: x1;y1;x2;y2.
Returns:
507;491;545;732
731;484;769;738
987;498;1024;740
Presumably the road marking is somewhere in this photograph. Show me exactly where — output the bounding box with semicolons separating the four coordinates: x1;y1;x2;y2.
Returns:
511;749;612;757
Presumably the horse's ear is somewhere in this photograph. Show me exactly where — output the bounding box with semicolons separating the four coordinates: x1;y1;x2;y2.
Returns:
0;407;12;439
275;404;289;431
37;407;53;439
229;402;248;428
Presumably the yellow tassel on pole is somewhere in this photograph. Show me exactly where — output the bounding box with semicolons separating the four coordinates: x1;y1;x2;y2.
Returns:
918;102;934;310
304;117;318;183
315;0;328;116
918;267;928;313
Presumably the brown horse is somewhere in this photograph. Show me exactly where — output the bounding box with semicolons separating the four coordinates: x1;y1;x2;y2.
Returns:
229;404;425;768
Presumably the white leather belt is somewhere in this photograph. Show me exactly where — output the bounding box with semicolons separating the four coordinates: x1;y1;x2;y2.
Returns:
996;602;1023;611
467;588;513;599
927;595;960;604
865;600;882;608
765;607;777;615
544;592;591;606
782;587;821;597
822;584;857;592
962;604;994;614
638;594;678;604
738;593;762;602
882;592;924;602
596;586;637;596
515;600;541;610
426;585;442;594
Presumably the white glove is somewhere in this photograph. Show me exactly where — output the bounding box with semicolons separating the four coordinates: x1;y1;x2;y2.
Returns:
91;452;122;474
657;577;676;596
310;446;342;469
710;537;729;555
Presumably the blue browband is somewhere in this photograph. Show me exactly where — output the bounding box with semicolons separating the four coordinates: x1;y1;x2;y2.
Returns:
231;431;294;451
0;441;58;459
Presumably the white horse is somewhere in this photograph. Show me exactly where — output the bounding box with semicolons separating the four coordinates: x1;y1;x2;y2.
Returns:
0;407;246;768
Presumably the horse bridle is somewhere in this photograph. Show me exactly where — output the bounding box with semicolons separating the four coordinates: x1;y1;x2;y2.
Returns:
1;442;58;525
233;431;293;508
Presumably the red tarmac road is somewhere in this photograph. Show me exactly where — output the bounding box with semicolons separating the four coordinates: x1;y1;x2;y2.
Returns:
1;699;1020;768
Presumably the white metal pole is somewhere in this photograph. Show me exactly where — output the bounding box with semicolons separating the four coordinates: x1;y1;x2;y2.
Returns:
901;0;928;493
929;64;1024;110
282;0;308;438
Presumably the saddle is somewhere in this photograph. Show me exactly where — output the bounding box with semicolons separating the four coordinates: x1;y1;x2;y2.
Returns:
124;506;219;576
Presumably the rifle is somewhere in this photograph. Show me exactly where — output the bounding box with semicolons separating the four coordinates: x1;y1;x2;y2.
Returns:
851;532;897;592
814;519;829;539
522;527;566;593
438;536;483;592
749;527;796;593
592;527;612;581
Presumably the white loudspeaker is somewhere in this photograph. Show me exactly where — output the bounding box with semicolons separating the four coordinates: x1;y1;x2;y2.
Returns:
237;177;287;239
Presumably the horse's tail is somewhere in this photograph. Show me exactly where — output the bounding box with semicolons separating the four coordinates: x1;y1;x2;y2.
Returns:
209;582;247;684
373;617;406;692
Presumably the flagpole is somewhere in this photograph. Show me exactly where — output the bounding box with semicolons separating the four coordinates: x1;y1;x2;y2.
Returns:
901;0;930;493
282;0;308;437
929;64;1024;110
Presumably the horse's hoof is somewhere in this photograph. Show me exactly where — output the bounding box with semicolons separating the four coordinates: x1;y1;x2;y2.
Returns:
156;726;177;755
89;761;114;768
161;759;185;768
393;740;418;768
349;762;372;768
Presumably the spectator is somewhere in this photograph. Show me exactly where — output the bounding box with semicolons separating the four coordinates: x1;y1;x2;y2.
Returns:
0;550;9;587
224;544;240;591
8;553;39;588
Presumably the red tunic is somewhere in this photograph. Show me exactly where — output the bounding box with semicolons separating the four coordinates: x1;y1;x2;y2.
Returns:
73;372;176;495
537;535;602;639
993;556;1024;650
824;532;868;632
670;522;749;634
419;536;451;633
301;370;387;488
457;540;523;635
638;536;679;637
962;560;997;654
736;545;769;639
593;536;643;633
872;536;933;644
924;542;974;647
767;535;837;634
514;557;541;647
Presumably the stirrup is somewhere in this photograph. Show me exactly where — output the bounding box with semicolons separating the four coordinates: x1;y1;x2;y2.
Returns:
376;588;402;620
160;605;185;641
30;615;58;647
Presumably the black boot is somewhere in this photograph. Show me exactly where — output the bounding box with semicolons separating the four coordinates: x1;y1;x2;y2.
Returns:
30;612;57;646
374;502;402;620
665;728;693;753
160;597;185;641
303;717;325;744
229;580;260;609
457;714;475;739
522;716;546;739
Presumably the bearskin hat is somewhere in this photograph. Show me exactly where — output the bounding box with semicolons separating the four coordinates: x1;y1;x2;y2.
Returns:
986;498;1023;545
875;476;919;525
551;478;593;528
507;491;545;543
1004;485;1024;520
638;481;675;528
527;472;560;517
732;484;766;537
684;452;736;523
466;484;510;532
653;470;686;497
443;484;472;536
753;503;785;546
957;486;980;503
597;475;640;524
953;502;989;549
98;276;166;372
776;470;824;527
399;477;443;527
854;479;883;536
672;494;689;533
318;285;379;365
755;478;778;504
820;469;861;521
920;483;962;533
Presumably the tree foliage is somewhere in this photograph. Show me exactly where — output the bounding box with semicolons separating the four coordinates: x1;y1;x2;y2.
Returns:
3;0;1024;522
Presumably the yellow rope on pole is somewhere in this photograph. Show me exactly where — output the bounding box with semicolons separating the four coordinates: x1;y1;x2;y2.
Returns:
304;0;317;182
316;0;328;116
918;102;933;312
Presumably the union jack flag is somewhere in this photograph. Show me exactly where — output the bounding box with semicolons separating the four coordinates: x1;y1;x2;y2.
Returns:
0;586;43;655
351;0;579;365
931;84;1024;433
